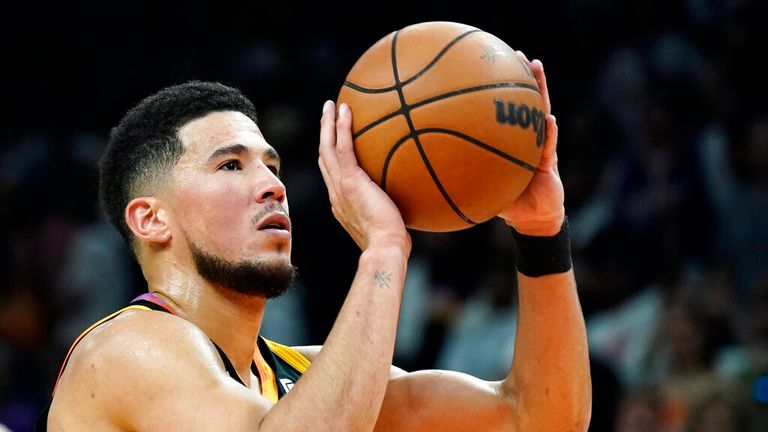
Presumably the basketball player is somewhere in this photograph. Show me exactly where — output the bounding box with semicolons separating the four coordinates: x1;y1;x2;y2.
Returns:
39;53;591;431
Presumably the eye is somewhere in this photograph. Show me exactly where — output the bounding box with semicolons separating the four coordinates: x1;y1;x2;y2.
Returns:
220;160;241;171
267;164;280;177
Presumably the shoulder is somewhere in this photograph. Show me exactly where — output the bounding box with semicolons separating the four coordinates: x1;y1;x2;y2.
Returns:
69;308;221;373
50;309;227;427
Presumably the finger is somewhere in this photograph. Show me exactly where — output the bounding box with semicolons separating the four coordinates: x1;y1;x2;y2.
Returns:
530;59;551;114
539;114;559;169
516;49;530;64
318;156;339;205
515;50;535;80
335;103;359;171
319;100;340;175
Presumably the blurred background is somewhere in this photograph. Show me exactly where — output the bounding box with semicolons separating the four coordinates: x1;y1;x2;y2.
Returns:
1;0;767;430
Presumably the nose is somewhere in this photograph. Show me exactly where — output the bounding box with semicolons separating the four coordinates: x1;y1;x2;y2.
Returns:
255;166;286;204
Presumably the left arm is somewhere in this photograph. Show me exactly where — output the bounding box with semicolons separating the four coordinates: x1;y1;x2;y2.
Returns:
492;53;591;431
292;347;517;431
380;261;590;432
380;54;589;432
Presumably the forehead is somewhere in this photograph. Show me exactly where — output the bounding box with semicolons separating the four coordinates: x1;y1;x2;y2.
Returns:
177;111;271;158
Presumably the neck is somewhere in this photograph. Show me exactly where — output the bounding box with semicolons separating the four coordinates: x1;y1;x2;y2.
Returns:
145;257;267;385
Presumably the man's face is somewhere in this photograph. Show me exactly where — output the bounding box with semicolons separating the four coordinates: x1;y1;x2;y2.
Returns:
167;111;294;297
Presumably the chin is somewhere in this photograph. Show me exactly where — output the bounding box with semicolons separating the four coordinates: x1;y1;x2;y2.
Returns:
248;247;291;265
244;239;291;261
190;241;297;300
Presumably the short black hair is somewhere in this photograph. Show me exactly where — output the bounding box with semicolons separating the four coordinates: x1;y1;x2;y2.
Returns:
99;81;258;253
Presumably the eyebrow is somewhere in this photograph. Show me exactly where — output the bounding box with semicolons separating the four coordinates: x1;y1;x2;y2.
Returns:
264;147;281;164
207;144;281;164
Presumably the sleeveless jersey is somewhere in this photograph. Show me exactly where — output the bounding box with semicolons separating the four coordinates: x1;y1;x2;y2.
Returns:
34;293;311;431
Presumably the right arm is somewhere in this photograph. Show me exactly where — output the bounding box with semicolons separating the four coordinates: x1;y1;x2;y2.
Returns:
272;243;407;430
291;99;411;430
269;100;414;430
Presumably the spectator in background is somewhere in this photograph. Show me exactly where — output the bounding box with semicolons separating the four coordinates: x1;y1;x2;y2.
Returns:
588;265;740;431
715;271;768;405
0;140;122;431
436;246;518;380
650;293;726;432
684;390;752;432
697;114;768;296
614;386;663;432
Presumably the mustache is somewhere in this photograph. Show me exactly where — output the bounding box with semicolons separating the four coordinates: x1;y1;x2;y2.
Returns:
250;201;290;227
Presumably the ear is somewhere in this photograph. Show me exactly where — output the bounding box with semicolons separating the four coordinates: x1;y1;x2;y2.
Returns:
125;197;172;245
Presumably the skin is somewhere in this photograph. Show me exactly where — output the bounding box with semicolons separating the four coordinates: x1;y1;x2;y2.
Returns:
47;53;591;431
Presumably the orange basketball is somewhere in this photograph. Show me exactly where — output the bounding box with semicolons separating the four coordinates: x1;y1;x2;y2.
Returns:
337;21;545;232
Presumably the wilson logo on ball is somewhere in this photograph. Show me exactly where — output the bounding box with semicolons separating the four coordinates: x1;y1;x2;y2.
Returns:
493;99;545;147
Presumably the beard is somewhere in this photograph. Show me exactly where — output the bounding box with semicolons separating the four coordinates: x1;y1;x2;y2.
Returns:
189;241;297;299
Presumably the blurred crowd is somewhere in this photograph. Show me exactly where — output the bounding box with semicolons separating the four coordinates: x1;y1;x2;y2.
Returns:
1;0;766;431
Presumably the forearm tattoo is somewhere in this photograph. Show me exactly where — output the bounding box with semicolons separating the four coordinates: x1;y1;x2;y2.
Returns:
374;270;392;289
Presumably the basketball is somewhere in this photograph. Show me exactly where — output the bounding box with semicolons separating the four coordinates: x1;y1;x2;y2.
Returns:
337;21;546;232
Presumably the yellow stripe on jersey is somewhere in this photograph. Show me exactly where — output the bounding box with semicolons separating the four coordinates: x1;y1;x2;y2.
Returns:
253;349;279;403
264;339;311;373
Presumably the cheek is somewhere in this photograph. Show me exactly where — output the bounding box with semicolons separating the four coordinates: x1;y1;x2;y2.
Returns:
175;183;251;244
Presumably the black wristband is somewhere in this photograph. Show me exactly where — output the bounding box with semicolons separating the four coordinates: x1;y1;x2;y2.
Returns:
510;217;573;277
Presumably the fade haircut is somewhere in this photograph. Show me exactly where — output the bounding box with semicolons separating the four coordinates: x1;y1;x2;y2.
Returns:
99;81;258;253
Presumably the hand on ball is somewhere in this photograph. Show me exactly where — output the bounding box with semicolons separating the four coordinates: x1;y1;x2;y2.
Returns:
497;54;565;237
318;101;411;252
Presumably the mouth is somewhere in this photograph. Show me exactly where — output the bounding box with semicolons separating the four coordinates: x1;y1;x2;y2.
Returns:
256;212;291;232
